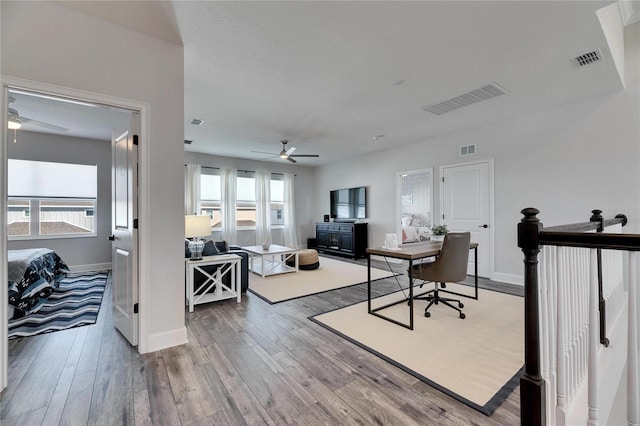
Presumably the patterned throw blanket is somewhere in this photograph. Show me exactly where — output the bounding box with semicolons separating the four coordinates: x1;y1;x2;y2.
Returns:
8;248;70;318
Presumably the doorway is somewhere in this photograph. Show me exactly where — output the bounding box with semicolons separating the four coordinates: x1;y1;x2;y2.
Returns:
397;168;433;244
1;79;146;392
440;160;493;278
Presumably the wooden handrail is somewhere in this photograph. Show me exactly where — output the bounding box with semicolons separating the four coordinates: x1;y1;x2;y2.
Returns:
518;208;633;426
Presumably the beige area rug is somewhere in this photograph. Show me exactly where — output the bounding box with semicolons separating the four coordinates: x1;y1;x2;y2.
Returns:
248;256;397;304
311;283;524;415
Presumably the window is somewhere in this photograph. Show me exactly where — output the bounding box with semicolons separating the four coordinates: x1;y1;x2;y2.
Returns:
199;170;286;229
7;159;98;239
200;172;222;228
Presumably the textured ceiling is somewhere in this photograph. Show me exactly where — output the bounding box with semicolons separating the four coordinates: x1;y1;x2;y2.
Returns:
10;1;629;166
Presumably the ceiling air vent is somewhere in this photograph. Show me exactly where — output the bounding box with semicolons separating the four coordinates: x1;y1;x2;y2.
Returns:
422;82;509;116
190;118;204;126
573;49;602;67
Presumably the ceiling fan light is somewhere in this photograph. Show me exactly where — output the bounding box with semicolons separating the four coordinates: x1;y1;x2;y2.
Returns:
8;118;22;130
8;107;22;129
279;152;288;159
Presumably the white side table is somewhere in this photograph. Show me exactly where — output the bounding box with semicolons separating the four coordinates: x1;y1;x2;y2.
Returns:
185;254;241;312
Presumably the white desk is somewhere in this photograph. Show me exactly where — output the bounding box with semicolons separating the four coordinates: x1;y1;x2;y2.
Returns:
185;254;241;312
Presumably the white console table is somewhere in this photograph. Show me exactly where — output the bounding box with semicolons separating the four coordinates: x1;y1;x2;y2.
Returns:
185;254;241;312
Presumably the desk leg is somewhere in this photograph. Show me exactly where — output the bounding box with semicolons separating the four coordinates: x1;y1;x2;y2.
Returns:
409;259;414;330
367;254;372;313
474;246;479;300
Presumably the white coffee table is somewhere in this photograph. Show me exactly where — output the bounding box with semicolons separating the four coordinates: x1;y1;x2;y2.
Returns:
242;244;299;278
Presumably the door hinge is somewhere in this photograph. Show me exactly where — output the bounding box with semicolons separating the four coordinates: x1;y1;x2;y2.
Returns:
441;177;445;182
134;303;139;314
133;134;139;145
133;218;139;229
442;214;445;219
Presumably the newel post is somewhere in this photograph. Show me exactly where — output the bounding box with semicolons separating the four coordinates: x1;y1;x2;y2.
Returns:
518;208;546;426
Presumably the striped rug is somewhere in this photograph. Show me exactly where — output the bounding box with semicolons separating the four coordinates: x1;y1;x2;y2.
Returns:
8;270;109;339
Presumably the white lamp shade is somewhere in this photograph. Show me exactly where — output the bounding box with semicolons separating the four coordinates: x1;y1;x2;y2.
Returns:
185;215;211;238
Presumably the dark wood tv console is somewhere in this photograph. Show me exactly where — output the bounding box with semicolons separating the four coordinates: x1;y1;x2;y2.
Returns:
315;222;368;259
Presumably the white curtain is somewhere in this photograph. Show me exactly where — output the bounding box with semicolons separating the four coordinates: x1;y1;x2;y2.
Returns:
221;168;237;244
184;164;201;215
283;173;297;247
255;170;272;247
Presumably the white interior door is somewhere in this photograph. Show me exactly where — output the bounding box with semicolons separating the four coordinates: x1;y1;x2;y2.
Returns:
111;114;138;346
441;161;492;278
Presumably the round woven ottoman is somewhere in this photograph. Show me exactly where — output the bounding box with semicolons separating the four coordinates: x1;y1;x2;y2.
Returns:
289;249;320;270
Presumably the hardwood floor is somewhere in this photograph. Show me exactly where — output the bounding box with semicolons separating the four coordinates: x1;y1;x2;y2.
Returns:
1;256;522;425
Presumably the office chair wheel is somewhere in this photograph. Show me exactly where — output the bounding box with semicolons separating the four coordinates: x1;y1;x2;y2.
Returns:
460;313;466;319
458;302;464;308
425;311;431;318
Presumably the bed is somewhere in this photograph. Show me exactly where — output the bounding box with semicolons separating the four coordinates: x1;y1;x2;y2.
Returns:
8;248;70;320
401;214;432;244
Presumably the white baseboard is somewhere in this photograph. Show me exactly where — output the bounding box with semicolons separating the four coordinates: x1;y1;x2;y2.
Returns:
145;327;188;353
491;272;523;286
69;262;112;273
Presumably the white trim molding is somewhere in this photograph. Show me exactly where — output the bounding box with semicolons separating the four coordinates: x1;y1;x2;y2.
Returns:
491;272;524;286
70;263;113;273
146;327;189;353
1;75;151;390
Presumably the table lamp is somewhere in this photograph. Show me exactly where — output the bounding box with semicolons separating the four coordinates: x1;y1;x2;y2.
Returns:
185;215;211;260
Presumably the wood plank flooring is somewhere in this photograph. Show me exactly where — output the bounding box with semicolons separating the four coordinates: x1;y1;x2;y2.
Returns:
1;255;522;425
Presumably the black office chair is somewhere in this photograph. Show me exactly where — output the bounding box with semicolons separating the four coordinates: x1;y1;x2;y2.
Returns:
410;232;471;319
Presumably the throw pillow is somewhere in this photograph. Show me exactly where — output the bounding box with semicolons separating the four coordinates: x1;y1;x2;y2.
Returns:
214;241;229;253
202;240;218;256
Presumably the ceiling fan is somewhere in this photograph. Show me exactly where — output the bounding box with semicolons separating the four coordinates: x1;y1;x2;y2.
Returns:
252;140;319;163
7;96;69;133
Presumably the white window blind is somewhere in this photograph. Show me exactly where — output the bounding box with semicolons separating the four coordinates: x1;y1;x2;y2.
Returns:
8;159;97;198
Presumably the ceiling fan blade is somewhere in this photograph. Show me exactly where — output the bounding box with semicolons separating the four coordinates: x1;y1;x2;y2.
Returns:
21;116;69;132
289;154;319;158
251;150;279;155
286;156;297;163
286;146;296;155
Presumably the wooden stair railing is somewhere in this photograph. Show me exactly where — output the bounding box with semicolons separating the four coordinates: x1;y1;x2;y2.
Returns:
518;208;636;426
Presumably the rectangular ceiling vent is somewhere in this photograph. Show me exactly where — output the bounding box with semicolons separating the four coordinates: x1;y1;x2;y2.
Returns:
573;49;602;67
190;118;204;126
460;144;477;156
422;82;509;116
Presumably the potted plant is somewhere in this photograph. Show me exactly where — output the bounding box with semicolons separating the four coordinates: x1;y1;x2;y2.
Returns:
431;225;448;241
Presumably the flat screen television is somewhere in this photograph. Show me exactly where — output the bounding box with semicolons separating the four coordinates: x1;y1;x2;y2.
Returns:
330;186;366;221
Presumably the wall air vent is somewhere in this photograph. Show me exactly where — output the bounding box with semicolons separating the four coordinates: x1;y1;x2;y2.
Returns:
190;118;204;126
460;144;477;156
184;139;193;145
573;49;602;67
422;82;509;116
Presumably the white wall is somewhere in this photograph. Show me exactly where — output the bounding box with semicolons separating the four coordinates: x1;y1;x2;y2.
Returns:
7;131;112;269
1;1;186;351
184;152;317;246
315;87;639;282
